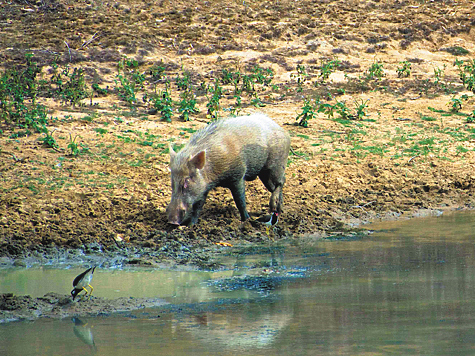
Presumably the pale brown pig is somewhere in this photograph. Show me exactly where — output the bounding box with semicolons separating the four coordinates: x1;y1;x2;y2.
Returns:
167;113;290;225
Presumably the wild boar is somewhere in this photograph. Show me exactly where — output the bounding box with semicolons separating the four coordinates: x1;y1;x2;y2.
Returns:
167;113;290;225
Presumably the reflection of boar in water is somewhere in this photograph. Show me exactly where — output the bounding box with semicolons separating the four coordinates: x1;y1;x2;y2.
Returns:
167;113;291;226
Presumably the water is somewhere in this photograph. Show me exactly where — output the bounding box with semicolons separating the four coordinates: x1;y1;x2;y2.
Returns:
0;268;240;302
2;210;475;355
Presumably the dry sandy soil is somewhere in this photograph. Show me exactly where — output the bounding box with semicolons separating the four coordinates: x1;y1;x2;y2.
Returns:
1;0;475;259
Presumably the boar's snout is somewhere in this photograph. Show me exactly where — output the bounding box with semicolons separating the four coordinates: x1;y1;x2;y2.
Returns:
167;215;182;226
167;199;189;226
167;209;186;225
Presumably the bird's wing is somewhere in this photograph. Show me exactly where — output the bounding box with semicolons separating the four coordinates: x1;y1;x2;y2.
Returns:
73;267;93;287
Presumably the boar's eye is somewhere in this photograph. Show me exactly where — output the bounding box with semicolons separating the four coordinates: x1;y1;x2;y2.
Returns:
183;177;191;189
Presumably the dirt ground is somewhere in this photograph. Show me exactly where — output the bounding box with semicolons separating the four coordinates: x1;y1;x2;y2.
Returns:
1;0;475;260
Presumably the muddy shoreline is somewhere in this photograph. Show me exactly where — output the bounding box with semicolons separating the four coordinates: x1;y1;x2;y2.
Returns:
0;292;169;324
0;204;470;324
0;204;466;270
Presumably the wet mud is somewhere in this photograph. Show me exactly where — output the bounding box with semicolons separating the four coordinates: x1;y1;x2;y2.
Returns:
0;292;168;323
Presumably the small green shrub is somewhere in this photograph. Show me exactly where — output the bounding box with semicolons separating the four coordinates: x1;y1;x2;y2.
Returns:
455;59;475;92
318;58;341;83
353;99;370;120
176;69;192;91
151;88;174;122
50;65;89;106
0;54;52;132
366;61;385;80
396;61;411;78
178;89;199;121
296;97;320;127
291;64;308;92
449;97;463;112
206;79;223;120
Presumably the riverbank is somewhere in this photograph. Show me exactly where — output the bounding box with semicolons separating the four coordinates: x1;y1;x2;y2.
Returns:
1;0;475;261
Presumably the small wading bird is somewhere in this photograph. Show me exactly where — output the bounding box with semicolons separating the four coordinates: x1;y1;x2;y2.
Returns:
257;212;279;237
71;266;96;301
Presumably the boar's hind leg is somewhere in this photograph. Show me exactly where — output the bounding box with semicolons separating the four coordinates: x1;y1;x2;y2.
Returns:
259;169;286;214
229;179;250;221
270;186;284;213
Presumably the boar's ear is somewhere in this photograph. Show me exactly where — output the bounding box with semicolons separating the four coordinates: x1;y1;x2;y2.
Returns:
169;143;177;161
190;150;206;170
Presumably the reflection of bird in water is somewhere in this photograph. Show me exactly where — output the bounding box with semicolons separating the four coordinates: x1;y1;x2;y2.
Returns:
256;212;279;237
71;267;96;301
72;317;97;352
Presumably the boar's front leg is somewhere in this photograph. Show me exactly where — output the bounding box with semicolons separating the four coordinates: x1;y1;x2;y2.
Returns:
229;179;250;221
190;197;207;225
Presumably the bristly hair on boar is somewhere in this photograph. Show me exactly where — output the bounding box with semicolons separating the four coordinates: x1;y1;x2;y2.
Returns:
167;113;291;226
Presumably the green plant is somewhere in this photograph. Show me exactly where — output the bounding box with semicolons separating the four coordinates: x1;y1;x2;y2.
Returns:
178;88;199;121
176;69;192;91
449;97;463;112
445;46;470;56
206;79;223;120
455;145;469;155
115;56;146;105
396;61;412;78
334;100;350;120
352;99;370;120
92;83;108;96
49;63;90;106
221;68;236;85
433;65;446;86
241;74;255;94
366;61;385;80
0;53;52;132
151;87;174;122
318;58;341;82
466;110;475;123
291;64;308;92
120;56;145;86
115;73;137;105
21;103;49;133
252;65;274;86
149;62;166;81
454;59;475;92
296;98;318;127
6;53;41;103
230;72;242;95
68;134;80;156
229;95;242;116
38;129;58;149
94;127;108;135
250;94;265;108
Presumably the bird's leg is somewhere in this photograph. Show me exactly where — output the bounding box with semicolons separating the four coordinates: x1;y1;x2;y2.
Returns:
265;226;274;241
88;284;94;299
78;287;89;301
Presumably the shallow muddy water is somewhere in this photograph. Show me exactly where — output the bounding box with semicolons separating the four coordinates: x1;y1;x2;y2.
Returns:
3;210;475;355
